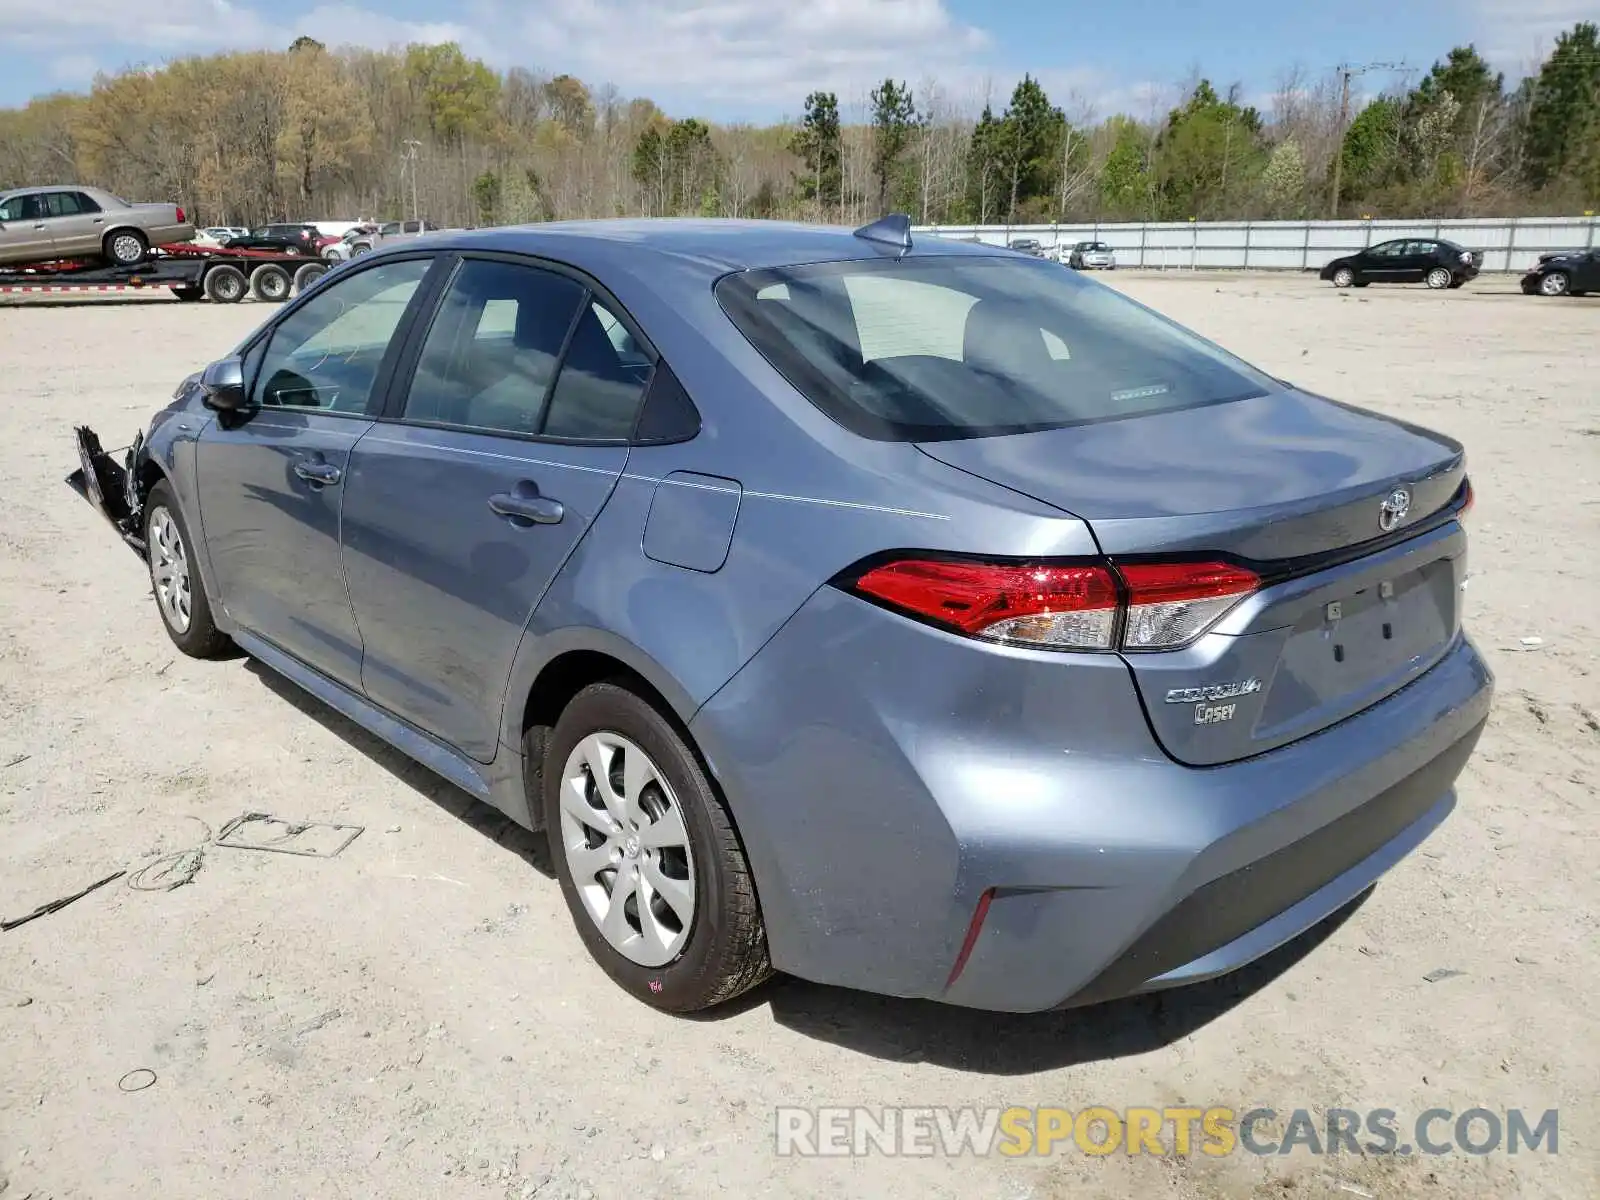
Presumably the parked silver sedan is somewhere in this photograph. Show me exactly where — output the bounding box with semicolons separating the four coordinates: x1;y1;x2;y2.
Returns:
0;185;193;267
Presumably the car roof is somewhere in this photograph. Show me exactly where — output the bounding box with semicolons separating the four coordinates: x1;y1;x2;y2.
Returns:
411;218;1016;281
1;184;110;197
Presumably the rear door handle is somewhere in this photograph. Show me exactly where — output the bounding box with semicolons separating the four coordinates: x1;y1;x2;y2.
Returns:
294;460;342;485
488;491;563;525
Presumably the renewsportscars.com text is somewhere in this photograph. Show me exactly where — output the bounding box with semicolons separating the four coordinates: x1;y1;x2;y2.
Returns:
773;1106;1559;1158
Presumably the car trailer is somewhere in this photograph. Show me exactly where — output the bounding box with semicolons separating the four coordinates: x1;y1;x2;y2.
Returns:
0;243;331;304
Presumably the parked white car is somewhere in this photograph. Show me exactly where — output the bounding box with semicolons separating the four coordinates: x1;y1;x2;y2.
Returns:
1066;240;1118;270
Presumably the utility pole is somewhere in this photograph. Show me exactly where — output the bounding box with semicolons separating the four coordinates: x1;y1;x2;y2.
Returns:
1329;61;1410;219
402;139;423;222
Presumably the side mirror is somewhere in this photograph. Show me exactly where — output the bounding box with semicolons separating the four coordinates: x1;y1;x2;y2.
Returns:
199;357;248;411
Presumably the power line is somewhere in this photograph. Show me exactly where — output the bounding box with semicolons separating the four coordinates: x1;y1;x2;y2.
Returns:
1329;61;1415;219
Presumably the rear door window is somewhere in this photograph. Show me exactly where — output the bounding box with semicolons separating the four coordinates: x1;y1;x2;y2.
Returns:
398;258;585;436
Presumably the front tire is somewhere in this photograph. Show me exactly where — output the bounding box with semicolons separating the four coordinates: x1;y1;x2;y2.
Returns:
1331;266;1354;288
544;682;772;1012
1425;267;1452;289
144;480;232;658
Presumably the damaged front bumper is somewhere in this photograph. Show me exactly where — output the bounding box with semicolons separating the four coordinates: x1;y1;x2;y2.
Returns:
66;424;146;555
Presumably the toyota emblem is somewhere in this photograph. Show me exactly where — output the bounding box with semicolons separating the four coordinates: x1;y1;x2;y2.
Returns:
1379;487;1412;532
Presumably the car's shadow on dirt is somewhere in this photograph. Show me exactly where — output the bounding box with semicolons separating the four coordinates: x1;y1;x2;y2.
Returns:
241;658;555;879
241;655;1365;1074
746;889;1370;1074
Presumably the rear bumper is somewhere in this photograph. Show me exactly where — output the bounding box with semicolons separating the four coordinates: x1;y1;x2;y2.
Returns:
692;588;1493;1012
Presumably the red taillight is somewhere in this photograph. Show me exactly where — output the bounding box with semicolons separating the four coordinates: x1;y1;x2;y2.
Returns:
851;558;1119;649
1459;478;1474;518
176;206;186;223
1118;561;1260;651
846;555;1258;652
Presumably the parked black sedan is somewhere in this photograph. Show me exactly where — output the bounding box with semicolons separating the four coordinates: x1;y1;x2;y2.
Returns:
1320;238;1483;290
1521;247;1599;296
220;223;323;256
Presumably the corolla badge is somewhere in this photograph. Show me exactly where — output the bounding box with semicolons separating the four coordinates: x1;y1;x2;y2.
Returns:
1164;678;1262;704
1379;487;1412;532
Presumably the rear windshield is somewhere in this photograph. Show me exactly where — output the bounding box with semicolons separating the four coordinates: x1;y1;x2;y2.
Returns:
715;256;1277;441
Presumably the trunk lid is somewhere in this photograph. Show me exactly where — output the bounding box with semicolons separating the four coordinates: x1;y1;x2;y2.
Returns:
918;389;1469;765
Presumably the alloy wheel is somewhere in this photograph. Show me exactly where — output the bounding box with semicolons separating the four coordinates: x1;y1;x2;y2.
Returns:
148;506;192;633
1426;267;1452;289
1540;272;1570;296
559;731;696;968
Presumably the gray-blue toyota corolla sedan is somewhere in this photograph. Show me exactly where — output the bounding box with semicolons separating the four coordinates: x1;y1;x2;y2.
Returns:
68;216;1493;1014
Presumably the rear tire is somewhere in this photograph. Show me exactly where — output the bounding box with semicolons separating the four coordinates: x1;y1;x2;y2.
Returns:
1539;271;1571;297
103;228;149;266
249;263;291;302
204;264;247;304
144;480;232;659
1425;267;1452;290
292;261;329;295
544;682;773;1013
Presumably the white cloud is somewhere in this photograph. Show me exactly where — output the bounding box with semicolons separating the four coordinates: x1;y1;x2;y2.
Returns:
1;0;1132;121
487;0;990;109
1469;0;1597;70
294;5;474;55
48;53;100;83
0;0;464;70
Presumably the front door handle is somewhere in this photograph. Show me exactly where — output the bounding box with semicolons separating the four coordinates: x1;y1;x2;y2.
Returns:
488;491;563;525
294;460;342;486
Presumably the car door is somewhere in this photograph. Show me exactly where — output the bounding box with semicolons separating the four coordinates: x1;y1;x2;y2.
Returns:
194;254;440;689
338;253;652;761
1361;240;1407;281
0;192;53;262
1398;241;1436;283
37;190;104;257
1578;250;1600;291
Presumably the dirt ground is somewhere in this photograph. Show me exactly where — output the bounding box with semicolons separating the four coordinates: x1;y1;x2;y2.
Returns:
1;272;1595;1200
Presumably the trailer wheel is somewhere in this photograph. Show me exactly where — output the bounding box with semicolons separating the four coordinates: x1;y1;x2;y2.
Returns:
292;262;329;295
103;228;149;266
250;264;292;303
204;264;248;304
171;286;204;303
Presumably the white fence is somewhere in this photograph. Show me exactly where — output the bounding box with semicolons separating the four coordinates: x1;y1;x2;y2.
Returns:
915;216;1599;274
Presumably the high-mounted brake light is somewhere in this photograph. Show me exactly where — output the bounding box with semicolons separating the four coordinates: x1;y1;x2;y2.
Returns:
1118;561;1260;650
850;559;1119;649
846;555;1259;652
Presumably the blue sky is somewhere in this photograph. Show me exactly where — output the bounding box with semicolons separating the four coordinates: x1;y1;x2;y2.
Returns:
0;0;1590;119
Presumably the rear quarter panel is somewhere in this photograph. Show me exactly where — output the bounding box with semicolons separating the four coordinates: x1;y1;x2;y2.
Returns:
497;249;1104;747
